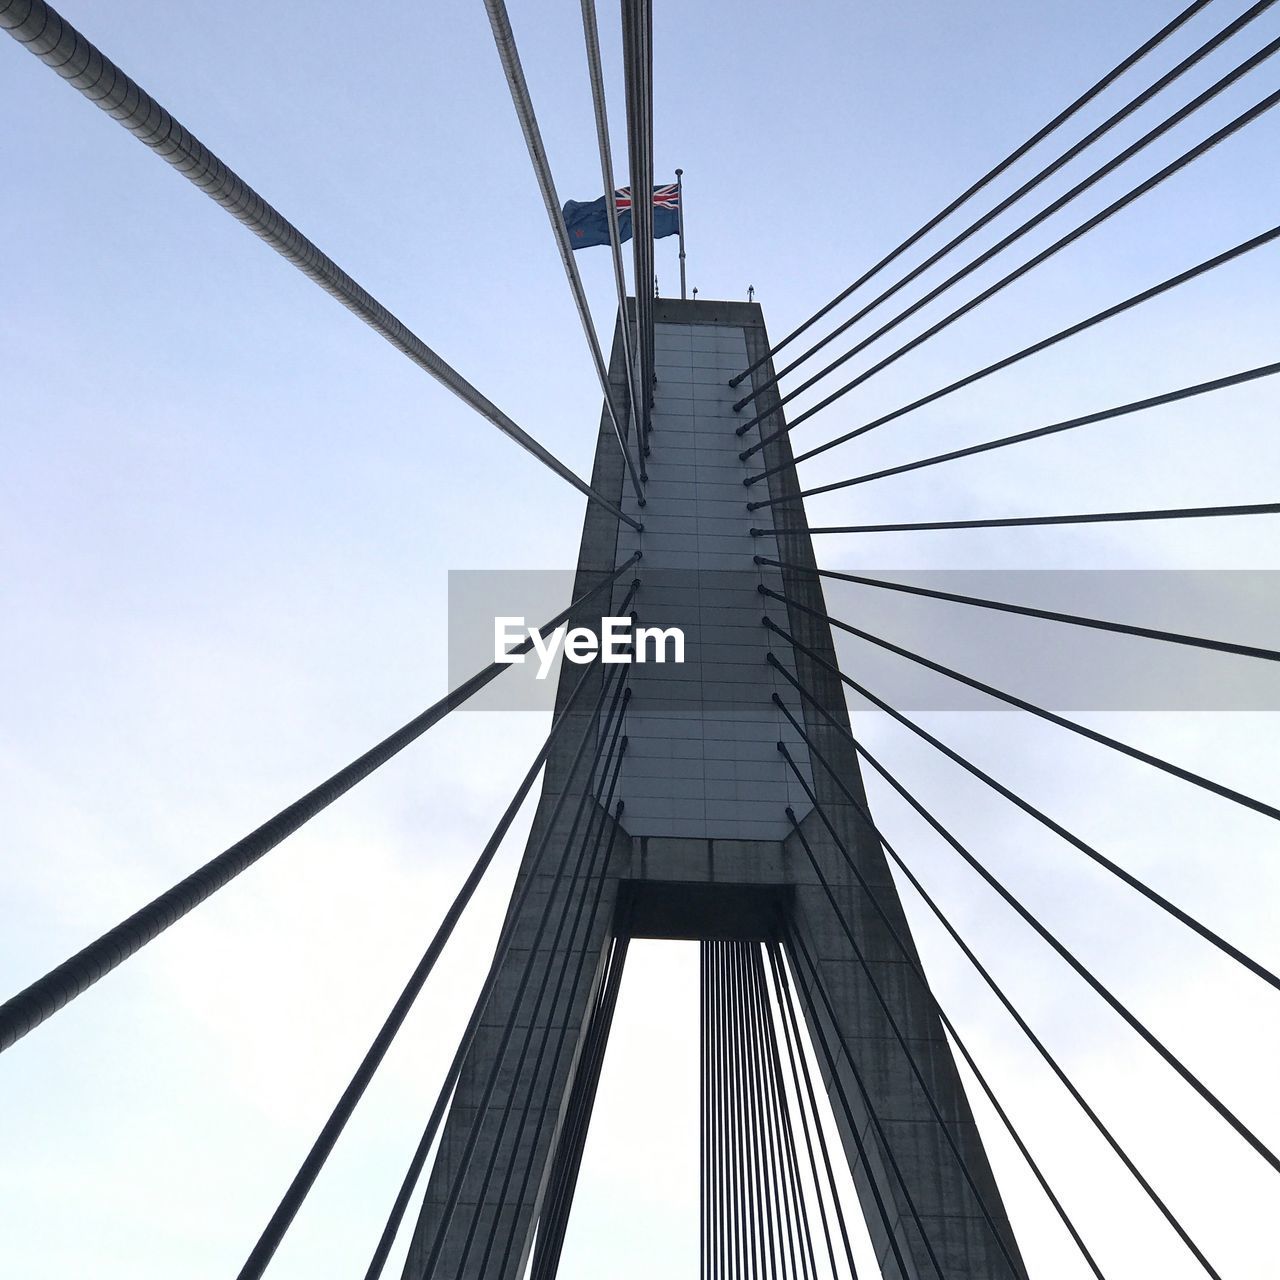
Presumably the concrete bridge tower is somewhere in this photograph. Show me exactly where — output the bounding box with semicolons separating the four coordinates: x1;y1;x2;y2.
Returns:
404;298;1026;1280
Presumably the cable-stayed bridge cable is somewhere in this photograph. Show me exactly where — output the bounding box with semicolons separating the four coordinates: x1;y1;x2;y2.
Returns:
736;72;1280;441
745;358;1280;491
531;932;629;1279
363;660;631;1278
773;608;1279;1179
749;952;786;1280
727;0;1213;387
721;941;761;1276
727;941;770;1276
820;727;1280;1176
234;656;601;1280
767;650;1280;993
785;926;941;1279
758;556;1280;663
777;828;1106;1280
751;944;820;1280
765;942;861;1280
0;556;640;1056
767;715;1207;1277
767;501;1280;536
0;0;639;530
736;0;1278;410
580;0;645;474
419;667;632;1277
484;0;646;504
482;697;633;1279
761;600;1280;822
621;0;656;451
740;225;1280;461
780;815;1026;1276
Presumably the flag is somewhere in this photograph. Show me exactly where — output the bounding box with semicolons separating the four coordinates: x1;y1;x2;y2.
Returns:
562;184;680;250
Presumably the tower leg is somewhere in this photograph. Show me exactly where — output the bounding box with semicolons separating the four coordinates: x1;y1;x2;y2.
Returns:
402;802;628;1280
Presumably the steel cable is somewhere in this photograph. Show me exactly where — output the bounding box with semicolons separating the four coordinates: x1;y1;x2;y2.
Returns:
779;815;1026;1277
735;1;1277;410
758;556;1280;663
765;942;860;1280
235;656;601;1280
745;946;788;1280
737;62;1280;448
744;356;1280;489
581;0;645;471
706;942;716;1280
785;926;937;1280
483;706;634;1280
788;731;1280;1177
424;665;631;1278
761;597;1280;823
361;658;629;1279
484;0;646;503
727;0;1213;387
749;946;819;1280
621;0;656;452
0;0;639;529
0;556;639;1056
766;712;1190;1277
729;940;769;1279
762;500;1280;536
768;649;1280;993
530;933;630;1280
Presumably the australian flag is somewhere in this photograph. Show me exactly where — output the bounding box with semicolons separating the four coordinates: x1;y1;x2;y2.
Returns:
562;184;680;250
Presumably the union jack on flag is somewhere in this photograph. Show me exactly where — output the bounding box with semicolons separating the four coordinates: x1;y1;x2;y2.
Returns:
613;184;680;213
562;183;682;250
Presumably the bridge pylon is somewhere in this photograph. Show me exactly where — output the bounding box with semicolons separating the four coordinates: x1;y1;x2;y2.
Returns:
404;299;1026;1280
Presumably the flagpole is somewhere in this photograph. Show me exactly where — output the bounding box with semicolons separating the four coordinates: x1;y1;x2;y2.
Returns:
675;168;687;300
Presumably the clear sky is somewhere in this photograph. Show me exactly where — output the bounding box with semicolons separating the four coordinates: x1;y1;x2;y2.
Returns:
1;1;1277;1277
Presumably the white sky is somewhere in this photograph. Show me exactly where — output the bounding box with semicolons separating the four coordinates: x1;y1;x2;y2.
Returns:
1;1;1277;1277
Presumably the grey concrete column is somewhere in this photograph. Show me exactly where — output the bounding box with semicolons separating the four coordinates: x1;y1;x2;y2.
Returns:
402;300;1025;1280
